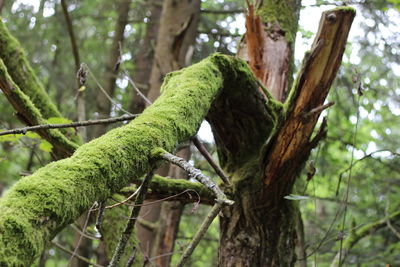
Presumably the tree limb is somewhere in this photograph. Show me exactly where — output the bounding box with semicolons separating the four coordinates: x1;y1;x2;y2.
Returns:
0;20;81;146
0;54;259;265
0;114;139;136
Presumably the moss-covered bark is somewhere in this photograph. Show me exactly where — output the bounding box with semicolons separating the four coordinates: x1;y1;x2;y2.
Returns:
0;59;79;157
0;54;263;266
0;21;82;158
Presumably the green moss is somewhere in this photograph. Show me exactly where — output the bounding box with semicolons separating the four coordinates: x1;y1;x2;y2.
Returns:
0;59;79;156
0;20;81;146
0;54;232;265
333;6;356;14
257;0;300;43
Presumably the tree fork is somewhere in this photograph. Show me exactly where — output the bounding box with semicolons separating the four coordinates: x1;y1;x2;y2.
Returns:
214;7;355;266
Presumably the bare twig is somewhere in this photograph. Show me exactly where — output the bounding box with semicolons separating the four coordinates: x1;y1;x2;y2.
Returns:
192;136;230;185
0;114;138;136
95;201;106;237
154;148;233;204
153;148;234;265
70;224;100;241
176;201;225;267
108;170;155;267
68;202;98;266
52;241;104;267
87;67;134;115
302;102;335;121
123;71;152;106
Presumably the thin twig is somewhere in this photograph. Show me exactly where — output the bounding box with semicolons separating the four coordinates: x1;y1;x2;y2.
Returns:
108;170;155;267
192;136;231;185
0;114;138;136
338;94;361;266
52;241;104;267
121;189;201;209
123;72;152;105
117;42;152;107
70;224;100;240
302;102;335;120
68;202;98;267
154;149;233;204
176;201;224;267
87;67;134;115
94;185;141;211
95;201;106;237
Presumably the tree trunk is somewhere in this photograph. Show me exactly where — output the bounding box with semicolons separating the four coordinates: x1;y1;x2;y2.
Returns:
211;4;355;266
93;0;131;138
129;0;163;114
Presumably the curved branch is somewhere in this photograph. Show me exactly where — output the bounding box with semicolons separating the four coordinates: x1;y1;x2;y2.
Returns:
0;54;260;266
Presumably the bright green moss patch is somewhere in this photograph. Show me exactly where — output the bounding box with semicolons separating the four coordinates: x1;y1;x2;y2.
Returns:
333;6;356;14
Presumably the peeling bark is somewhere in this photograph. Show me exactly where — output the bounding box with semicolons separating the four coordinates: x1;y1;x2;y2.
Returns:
215;7;355;266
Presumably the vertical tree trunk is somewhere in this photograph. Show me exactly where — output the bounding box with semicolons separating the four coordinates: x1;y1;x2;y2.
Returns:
213;2;354;266
93;0;131;138
129;0;163;114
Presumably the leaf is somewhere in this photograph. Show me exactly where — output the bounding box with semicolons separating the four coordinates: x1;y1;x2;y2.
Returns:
283;194;310;201
26;132;41;139
47;117;72;124
39;140;53;153
0;133;23;142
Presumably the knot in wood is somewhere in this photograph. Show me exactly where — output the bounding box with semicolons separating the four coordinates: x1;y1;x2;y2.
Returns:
326;13;337;23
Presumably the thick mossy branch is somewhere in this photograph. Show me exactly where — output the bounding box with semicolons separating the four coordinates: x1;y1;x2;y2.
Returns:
0;59;79;157
0;20;81;146
206;56;282;173
0;54;259;266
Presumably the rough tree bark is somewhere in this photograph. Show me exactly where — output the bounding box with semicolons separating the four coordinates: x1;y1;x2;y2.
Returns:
214;6;355;266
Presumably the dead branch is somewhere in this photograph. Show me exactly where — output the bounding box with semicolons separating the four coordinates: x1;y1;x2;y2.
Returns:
0;115;138;136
